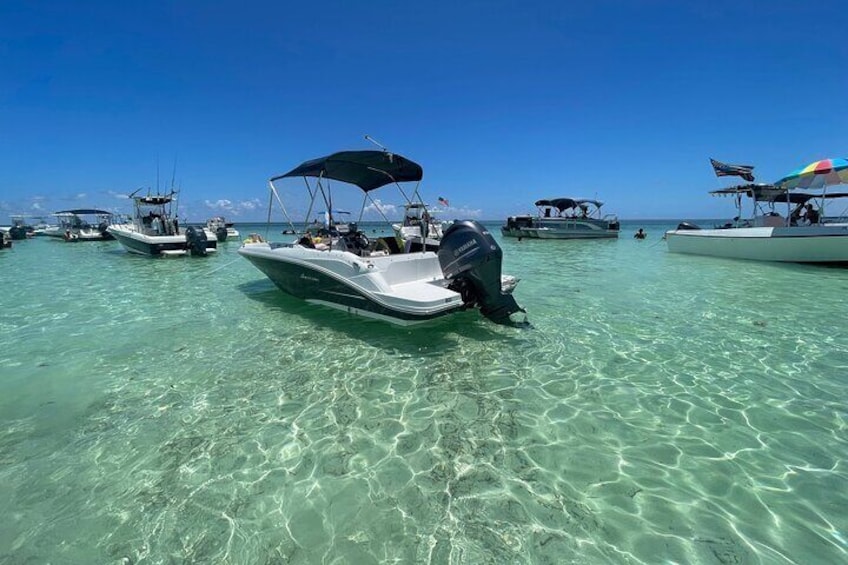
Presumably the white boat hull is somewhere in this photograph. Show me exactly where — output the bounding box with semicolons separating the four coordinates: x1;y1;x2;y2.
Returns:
238;243;466;324
108;224;218;257
502;218;619;239
665;224;848;263
43;227;113;241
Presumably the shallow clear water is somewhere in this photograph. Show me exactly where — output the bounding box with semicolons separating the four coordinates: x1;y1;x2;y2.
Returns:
1;222;846;564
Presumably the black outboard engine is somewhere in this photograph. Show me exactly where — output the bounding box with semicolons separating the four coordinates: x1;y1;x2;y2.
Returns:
437;220;524;325
8;225;28;240
215;226;228;242
185;226;209;256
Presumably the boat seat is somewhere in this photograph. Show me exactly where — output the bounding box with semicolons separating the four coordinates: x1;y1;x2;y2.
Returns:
374;236;402;255
762;215;784;227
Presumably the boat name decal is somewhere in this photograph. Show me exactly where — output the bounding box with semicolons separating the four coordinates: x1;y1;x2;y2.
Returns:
299;274;319;282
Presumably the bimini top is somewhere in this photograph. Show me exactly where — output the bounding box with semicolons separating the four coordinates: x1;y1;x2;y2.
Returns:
52;209;113;216
273;150;424;191
535;198;603;211
709;183;784;198
135;194;174;205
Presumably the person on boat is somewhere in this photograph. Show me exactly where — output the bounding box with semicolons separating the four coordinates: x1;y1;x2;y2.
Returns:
804;204;819;225
634;228;646;239
790;206;804;226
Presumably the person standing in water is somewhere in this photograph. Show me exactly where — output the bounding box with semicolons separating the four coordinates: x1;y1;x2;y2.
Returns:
634;228;646;239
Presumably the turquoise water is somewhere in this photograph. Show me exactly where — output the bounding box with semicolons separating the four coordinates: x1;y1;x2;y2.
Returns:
1;221;846;564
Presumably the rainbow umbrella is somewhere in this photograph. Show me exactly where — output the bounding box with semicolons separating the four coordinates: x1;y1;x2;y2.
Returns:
775;157;848;189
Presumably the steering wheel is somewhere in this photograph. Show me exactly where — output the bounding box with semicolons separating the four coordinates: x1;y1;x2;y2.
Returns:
355;232;370;249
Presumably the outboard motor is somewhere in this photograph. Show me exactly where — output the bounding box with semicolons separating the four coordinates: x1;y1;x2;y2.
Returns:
437;220;525;325
215;226;228;242
185;226;209;256
8;225;28;240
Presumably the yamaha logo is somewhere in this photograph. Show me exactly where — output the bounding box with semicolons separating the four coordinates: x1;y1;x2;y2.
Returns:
454;239;478;257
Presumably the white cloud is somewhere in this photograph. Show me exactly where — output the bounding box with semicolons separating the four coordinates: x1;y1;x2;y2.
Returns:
75;193;87;200
363;198;397;217
204;199;233;210
237;198;261;211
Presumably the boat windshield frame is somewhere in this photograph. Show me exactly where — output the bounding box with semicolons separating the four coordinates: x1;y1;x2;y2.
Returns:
266;149;431;237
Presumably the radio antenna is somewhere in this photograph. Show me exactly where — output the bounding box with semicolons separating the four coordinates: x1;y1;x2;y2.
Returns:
364;134;388;152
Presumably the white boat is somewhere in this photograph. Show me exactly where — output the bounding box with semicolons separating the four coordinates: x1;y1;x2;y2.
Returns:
238;149;525;326
665;183;848;264
502;198;620;239
205;216;240;242
44;209;117;241
107;191;217;257
391;202;445;252
0;214;47;240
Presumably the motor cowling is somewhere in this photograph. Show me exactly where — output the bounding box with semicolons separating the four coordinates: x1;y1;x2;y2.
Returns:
185;226;208;256
215;226;228;242
437;220;524;324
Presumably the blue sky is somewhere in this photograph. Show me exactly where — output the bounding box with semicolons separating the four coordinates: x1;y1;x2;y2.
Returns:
2;1;846;223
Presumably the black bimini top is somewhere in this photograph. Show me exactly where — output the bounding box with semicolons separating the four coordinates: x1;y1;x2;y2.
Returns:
535;198;603;211
136;195;173;205
709;183;848;204
53;209;113;215
274;150;424;192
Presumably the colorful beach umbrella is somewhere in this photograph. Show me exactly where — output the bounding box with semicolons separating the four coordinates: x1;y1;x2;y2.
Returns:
775;157;848;189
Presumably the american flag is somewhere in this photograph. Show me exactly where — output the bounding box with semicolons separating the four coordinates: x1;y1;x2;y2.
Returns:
438;196;449;206
710;158;755;182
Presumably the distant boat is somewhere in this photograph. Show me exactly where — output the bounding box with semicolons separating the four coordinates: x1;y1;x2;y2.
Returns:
4;215;39;240
44;209;117;241
205;216;240;242
391;202;445;252
108;191;217;257
502;198;620;239
665;183;848;264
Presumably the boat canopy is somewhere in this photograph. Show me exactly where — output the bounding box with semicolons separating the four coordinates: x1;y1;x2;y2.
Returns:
709;183;848;204
52;209;113;216
535;198;603;211
135;195;174;205
709;183;784;198
274;150;424;192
